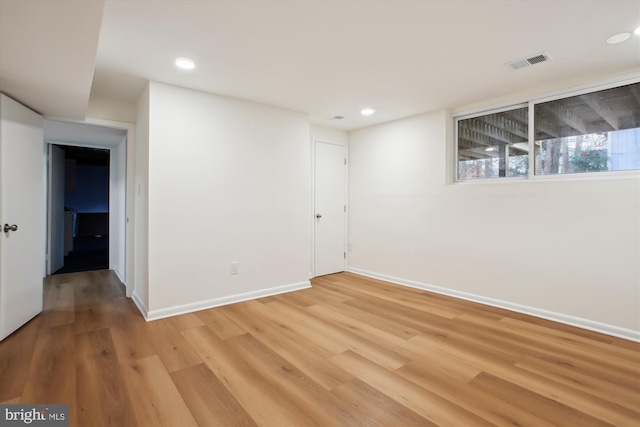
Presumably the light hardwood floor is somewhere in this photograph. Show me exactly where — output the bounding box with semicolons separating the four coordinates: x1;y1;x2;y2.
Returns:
1;270;638;426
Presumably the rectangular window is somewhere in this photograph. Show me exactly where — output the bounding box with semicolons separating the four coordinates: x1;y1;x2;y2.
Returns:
534;82;640;175
457;106;529;180
455;80;640;180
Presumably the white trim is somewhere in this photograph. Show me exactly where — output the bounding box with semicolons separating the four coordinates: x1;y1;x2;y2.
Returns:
452;169;640;185
42;117;136;299
132;291;149;320
528;99;535;178
310;136;315;278
347;267;640;343
144;280;311;321
44;139;115;150
46;143;52;275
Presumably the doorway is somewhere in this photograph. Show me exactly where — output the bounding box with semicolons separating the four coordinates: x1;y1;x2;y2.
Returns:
51;145;110;274
313;140;347;277
0;98;133;341
44;119;127;278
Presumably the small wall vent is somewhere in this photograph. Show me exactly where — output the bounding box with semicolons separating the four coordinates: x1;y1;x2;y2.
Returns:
506;52;551;71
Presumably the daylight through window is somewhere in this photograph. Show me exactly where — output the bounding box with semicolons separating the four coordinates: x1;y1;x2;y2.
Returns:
534;83;640;175
456;81;640;180
457;107;529;179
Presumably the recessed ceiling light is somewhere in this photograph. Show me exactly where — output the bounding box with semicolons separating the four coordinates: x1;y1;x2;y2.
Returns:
485;147;496;152
361;108;375;116
635;26;640;36
606;32;631;44
175;57;195;70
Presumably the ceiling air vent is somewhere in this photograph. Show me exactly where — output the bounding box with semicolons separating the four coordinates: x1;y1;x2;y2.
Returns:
506;52;551;71
331;115;345;120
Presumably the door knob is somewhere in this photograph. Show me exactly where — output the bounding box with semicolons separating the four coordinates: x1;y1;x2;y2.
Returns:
3;224;18;232
316;214;322;219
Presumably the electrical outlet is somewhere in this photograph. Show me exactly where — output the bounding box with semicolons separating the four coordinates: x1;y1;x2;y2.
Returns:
230;262;240;275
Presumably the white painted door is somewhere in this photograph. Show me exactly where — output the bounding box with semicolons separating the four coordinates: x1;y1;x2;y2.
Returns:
314;141;346;277
0;94;46;341
47;144;65;274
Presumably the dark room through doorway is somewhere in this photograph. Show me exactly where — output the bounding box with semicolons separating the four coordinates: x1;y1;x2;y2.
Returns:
52;145;110;274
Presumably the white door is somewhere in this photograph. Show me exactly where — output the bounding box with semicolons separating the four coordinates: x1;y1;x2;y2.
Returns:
314;141;346;277
47;144;65;274
0;94;46;341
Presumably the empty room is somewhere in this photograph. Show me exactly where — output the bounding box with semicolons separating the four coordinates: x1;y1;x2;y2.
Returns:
0;1;638;426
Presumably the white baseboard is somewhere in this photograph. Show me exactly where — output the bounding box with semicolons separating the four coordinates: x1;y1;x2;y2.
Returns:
144;280;311;322
132;291;149;320
347;267;640;343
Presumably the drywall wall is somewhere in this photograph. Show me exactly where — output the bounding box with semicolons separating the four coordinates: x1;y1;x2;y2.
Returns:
348;109;640;337
133;84;150;312
311;124;348;145
87;95;137;124
144;82;311;314
109;137;126;282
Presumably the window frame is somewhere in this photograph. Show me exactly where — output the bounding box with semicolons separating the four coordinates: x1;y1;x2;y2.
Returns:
453;75;640;183
455;103;529;182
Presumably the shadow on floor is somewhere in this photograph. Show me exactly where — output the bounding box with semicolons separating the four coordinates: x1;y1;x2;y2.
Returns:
53;236;108;274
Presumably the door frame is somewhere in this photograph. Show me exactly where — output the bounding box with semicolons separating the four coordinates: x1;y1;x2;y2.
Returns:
43;117;136;298
46;144;66;275
311;138;348;278
45;140;113;276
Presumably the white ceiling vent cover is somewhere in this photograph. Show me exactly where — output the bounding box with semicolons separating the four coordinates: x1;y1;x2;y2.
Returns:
506;52;552;71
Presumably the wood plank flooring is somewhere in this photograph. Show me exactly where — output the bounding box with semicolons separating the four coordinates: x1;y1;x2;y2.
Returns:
1;270;639;426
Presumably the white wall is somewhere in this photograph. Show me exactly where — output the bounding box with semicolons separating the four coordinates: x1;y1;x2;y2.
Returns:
348;109;640;338
87;95;137;124
133;84;150;312
143;82;311;315
47;145;65;274
311;124;348;145
109;137;126;282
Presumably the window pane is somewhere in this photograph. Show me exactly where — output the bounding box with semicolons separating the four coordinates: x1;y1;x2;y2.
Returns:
534;82;640;175
457;107;529;180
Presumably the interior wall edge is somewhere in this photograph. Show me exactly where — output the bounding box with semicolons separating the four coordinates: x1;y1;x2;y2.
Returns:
132;290;149;320
347;267;640;343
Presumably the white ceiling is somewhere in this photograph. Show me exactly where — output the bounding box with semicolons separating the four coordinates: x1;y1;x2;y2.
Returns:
2;1;640;131
0;0;104;120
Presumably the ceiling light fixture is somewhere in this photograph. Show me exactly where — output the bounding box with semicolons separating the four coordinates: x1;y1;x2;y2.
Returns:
635;26;640;36
606;32;631;44
361;108;375;116
175;57;195;70
485;147;496;152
